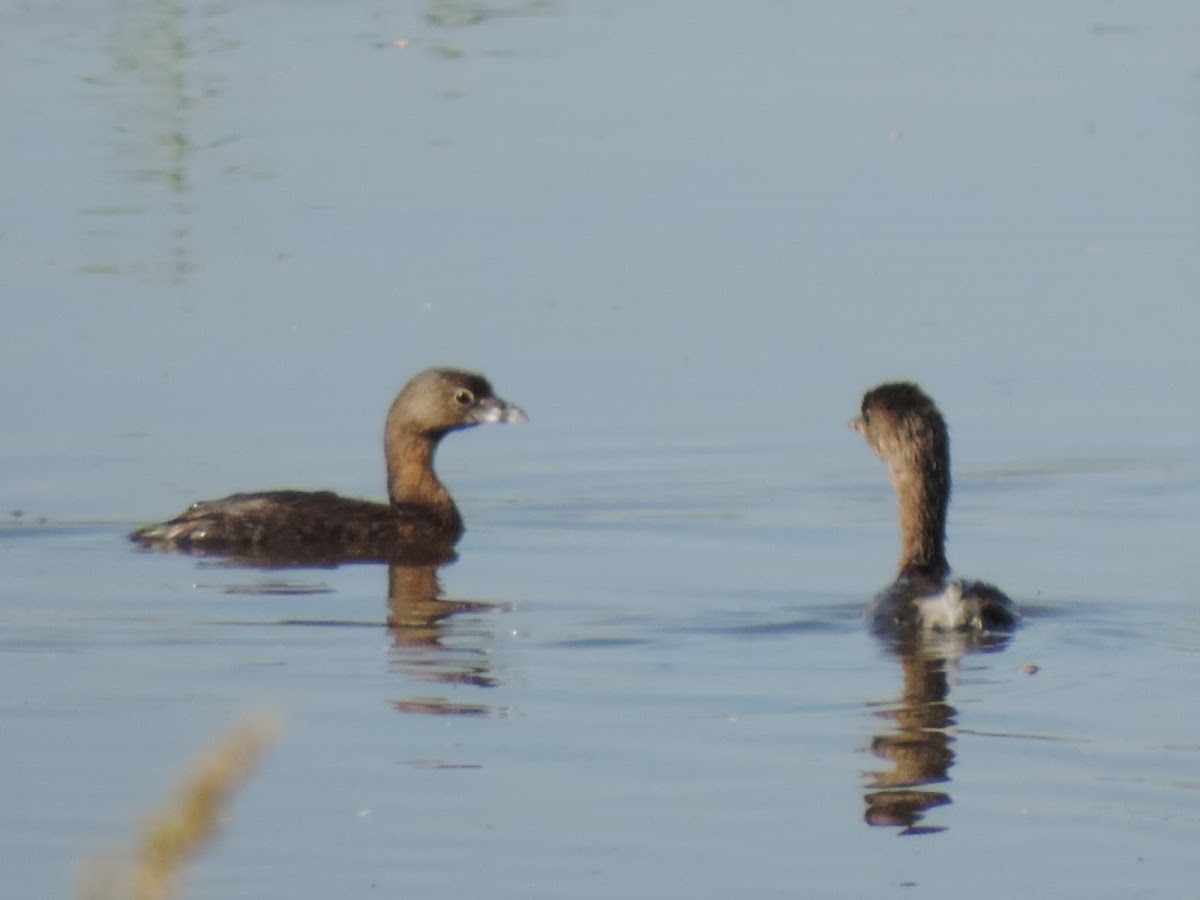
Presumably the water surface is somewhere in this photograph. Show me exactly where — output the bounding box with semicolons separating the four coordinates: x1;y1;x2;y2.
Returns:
3;1;1200;898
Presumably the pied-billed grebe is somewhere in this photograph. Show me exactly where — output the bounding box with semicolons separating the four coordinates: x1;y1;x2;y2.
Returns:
853;381;1018;635
131;368;526;561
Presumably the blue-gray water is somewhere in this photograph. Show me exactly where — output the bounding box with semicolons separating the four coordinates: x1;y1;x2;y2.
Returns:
3;2;1200;897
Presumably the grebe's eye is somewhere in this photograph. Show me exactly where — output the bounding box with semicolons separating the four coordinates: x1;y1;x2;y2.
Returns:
454;389;474;406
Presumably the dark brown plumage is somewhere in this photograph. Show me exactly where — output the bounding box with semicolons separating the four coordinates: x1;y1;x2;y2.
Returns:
853;381;1018;636
131;368;526;564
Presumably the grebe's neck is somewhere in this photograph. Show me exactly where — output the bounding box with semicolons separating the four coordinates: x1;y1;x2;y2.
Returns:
384;430;461;531
890;445;950;580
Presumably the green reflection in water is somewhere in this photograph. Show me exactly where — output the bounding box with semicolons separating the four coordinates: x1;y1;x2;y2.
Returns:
80;0;234;283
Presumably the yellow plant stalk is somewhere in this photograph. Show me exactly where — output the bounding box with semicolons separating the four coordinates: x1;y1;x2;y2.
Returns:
81;714;280;900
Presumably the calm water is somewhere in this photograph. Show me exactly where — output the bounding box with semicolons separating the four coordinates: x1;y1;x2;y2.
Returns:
3;1;1200;897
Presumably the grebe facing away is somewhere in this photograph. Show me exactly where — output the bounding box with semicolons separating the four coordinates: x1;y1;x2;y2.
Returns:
853;381;1018;636
131;368;526;562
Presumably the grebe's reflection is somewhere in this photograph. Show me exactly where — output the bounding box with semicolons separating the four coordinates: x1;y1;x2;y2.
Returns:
204;547;511;718
864;631;1011;836
385;559;511;718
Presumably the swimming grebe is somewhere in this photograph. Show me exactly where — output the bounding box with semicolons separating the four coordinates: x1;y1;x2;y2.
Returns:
131;368;526;562
853;381;1018;635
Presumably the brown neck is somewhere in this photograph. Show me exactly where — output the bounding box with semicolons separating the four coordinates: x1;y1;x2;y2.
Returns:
891;455;950;580
384;430;461;531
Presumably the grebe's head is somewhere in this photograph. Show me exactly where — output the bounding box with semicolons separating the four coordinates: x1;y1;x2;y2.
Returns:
852;381;947;470
388;368;527;438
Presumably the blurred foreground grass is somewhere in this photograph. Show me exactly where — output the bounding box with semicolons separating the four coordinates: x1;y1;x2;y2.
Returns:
80;714;281;900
